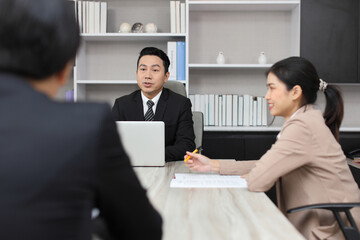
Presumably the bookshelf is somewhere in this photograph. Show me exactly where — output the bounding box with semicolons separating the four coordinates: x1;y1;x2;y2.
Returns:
73;0;300;131
188;0;300;130
74;0;188;103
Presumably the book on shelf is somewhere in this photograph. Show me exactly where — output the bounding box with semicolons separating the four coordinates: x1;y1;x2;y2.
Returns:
176;41;185;81
170;1;185;33
100;2;107;33
238;96;243;126
243;94;251;126
76;1;107;34
167;41;177;80
222;95;226;127
249;96;253;126
204;94;209;126
256;97;262;126
194;94;201;112
94;2;100;34
180;3;186;33
82;1;87;33
226;94;232;126
88;1;94;33
170;1;176;33
167;41;185;81
188;94;268;128
175;1;181;33
214;94;219;126
208;94;215;126
253;99;257;126
232;95;238;127
218;95;223;127
200;95;206;125
262;97;268;126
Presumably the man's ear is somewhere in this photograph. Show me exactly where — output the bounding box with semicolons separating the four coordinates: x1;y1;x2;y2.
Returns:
292;85;302;100
164;72;170;83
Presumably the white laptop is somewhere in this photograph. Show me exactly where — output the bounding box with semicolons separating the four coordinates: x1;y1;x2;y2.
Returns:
116;121;165;167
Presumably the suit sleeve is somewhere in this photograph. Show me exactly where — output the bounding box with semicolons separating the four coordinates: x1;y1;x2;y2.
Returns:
95;108;162;239
219;160;257;175
111;98;122;121
247;119;313;192
165;98;196;161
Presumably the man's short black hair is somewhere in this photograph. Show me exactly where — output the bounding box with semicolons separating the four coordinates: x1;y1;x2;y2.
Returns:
0;0;80;80
137;47;170;73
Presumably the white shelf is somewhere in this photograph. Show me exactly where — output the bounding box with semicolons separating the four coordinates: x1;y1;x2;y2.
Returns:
189;1;300;11
189;63;272;69
77;80;137;84
205;126;281;132
204;126;360;132
81;33;186;41
340;127;360;132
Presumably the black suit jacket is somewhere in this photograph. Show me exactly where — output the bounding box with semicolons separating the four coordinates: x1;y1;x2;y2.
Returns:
0;73;162;240
112;88;196;161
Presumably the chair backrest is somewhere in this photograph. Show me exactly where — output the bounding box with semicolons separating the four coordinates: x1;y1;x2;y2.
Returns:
164;81;186;97
192;111;203;149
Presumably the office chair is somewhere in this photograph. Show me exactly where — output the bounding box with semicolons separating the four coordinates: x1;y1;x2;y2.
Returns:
164;81;186;97
192;111;203;149
287;202;360;240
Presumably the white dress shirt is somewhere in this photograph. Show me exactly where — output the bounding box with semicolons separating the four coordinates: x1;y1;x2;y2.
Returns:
141;90;162;116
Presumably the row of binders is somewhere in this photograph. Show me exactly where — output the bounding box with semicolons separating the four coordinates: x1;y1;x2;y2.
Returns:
76;1;107;34
167;41;186;81
170;1;186;33
188;94;269;127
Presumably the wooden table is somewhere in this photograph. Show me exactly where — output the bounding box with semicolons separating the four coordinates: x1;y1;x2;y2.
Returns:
134;161;305;240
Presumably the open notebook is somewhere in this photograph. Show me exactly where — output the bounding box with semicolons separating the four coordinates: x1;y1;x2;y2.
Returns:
116;121;165;167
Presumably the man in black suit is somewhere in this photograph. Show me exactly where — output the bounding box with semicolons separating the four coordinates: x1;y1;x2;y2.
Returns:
112;47;196;161
0;0;162;239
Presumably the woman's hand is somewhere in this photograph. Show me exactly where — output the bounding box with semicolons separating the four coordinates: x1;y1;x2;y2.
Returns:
184;151;219;173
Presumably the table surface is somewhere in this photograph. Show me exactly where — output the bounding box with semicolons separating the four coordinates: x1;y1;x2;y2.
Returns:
133;161;305;240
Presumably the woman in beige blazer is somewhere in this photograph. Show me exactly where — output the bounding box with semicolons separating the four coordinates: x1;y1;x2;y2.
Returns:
185;57;360;240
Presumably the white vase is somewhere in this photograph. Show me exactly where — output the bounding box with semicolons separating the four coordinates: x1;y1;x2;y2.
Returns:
216;51;225;64
258;52;267;64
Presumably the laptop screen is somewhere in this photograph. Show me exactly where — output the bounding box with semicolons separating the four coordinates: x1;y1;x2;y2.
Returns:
115;121;165;167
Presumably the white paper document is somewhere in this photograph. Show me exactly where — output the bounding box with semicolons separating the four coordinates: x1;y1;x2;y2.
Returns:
170;173;247;188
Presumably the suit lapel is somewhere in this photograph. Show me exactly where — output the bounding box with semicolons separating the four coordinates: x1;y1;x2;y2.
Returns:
154;88;169;121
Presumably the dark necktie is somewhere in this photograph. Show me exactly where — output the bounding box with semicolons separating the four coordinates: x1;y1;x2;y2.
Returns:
144;100;155;121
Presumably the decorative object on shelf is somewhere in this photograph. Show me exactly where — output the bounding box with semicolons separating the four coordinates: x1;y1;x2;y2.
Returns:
258;52;267;64
131;22;144;33
145;23;158;33
216;51;225;64
119;22;131;33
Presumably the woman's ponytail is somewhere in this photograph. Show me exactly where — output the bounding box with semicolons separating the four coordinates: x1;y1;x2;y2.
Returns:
323;85;344;141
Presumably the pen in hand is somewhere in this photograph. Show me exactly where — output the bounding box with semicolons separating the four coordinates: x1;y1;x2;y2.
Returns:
184;146;202;162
